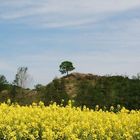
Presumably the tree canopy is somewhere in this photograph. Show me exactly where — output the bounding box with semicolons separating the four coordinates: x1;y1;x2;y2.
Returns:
59;61;75;76
0;75;8;92
0;75;8;85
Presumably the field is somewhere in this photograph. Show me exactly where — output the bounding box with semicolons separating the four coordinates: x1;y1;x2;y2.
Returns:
0;101;139;140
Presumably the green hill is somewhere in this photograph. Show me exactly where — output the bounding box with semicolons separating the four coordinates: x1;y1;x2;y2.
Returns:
0;72;140;109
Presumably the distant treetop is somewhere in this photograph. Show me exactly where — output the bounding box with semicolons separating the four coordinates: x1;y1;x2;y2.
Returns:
59;61;75;76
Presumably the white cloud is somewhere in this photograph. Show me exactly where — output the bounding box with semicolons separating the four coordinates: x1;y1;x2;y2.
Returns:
0;0;140;85
1;0;140;28
1;41;140;86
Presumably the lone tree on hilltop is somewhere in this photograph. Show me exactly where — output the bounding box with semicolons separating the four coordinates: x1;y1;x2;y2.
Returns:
59;61;75;76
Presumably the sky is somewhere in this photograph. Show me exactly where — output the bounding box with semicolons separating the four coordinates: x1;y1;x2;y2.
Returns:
0;0;140;87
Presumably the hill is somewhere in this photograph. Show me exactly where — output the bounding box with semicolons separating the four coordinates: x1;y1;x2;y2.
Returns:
0;72;140;109
35;72;140;109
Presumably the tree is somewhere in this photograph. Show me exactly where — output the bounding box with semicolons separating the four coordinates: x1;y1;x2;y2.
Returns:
35;84;44;91
0;75;8;92
13;67;31;88
45;78;69;105
59;61;75;76
0;75;8;85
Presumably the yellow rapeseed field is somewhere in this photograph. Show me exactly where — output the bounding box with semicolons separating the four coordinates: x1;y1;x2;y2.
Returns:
0;101;139;140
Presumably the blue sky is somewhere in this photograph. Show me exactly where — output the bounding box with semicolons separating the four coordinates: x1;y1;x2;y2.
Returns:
0;0;140;87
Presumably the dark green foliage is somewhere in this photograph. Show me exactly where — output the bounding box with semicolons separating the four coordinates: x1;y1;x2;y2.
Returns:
0;75;8;92
35;84;45;92
0;72;140;110
10;85;18;102
59;61;75;76
75;75;140;110
44;78;69;105
0;75;8;84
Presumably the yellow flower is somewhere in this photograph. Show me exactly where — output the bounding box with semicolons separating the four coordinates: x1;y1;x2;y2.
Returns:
0;102;139;139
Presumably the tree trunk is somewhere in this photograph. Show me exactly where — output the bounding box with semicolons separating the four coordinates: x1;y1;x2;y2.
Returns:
66;71;68;76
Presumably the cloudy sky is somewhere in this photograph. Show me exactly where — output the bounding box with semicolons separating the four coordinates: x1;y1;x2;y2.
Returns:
0;0;140;86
